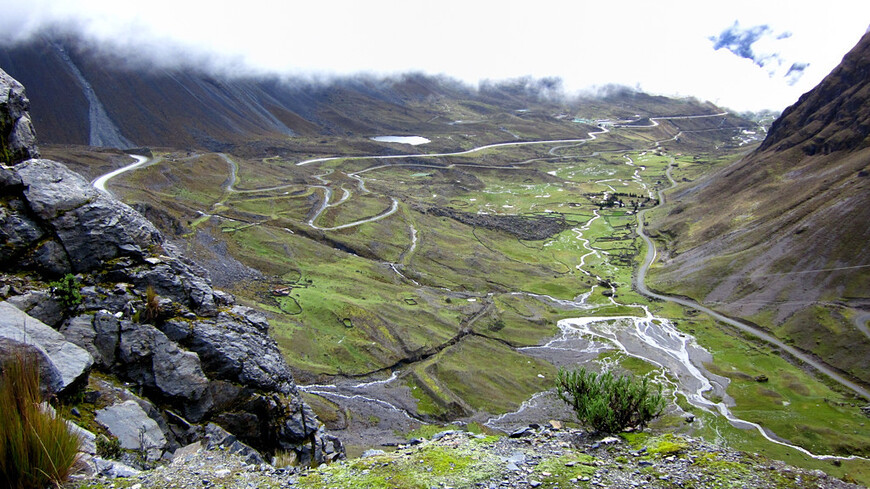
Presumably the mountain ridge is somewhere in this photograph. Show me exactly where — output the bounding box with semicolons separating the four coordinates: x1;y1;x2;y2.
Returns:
0;34;740;152
759;30;870;155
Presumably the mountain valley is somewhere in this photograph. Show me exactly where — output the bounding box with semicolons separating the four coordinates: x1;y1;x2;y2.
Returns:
2;30;870;487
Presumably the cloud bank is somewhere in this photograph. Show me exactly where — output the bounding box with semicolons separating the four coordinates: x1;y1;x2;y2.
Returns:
1;0;869;111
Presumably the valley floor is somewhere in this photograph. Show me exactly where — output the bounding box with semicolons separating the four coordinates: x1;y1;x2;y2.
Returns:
61;105;870;485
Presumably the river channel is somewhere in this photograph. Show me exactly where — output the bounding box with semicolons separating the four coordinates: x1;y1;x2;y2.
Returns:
90;114;864;461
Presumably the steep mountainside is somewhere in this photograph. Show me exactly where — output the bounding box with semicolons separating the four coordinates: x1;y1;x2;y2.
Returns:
646;31;870;384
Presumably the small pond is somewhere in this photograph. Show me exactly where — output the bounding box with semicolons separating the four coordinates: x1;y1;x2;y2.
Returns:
370;135;430;145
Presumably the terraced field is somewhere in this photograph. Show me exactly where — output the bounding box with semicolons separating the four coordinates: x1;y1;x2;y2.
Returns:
73;108;870;484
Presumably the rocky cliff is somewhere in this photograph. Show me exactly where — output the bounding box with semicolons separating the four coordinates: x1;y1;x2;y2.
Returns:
0;68;342;471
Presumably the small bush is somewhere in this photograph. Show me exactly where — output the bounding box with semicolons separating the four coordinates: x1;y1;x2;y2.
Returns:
557;367;665;433
0;354;82;489
49;274;82;311
96;434;122;460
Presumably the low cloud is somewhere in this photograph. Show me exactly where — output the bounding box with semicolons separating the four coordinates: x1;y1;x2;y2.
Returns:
1;1;869;112
710;22;774;66
784;62;810;86
709;21;816;89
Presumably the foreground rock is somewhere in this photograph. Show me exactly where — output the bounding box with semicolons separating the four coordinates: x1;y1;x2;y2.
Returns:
95;401;168;462
0;67;343;467
0;164;342;462
0;301;92;394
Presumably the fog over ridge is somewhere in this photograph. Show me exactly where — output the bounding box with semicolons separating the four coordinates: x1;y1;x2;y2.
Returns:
2;0;869;111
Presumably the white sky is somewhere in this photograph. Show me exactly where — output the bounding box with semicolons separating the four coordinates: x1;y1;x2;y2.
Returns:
2;0;869;111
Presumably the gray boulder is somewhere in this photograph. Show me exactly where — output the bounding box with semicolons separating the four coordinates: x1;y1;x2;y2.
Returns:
0;301;92;394
95;400;167;462
16;158;100;220
203;423;264;465
89;456;141;478
6;289;64;327
28;240;72;276
0;68;39;164
0;198;44;263
153;338;210;401
60;315;102;364
123;260;217;317
67;420;97;456
16;159;163;273
60;312;120;368
64;315;213;427
230;305;269;331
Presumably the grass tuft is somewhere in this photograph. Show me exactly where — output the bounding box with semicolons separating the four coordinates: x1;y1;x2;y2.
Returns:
0;353;82;489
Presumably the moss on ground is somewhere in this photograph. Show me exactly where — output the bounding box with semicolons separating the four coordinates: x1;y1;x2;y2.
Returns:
297;442;502;489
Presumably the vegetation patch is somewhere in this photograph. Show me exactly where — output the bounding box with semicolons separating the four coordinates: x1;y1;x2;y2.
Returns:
0;354;81;489
647;433;689;456
557;367;665;433
297;442;501;489
532;453;598;487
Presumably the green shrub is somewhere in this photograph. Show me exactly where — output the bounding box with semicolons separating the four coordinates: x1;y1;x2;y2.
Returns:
49;274;82;311
556;367;665;433
96;435;122;460
0;354;82;488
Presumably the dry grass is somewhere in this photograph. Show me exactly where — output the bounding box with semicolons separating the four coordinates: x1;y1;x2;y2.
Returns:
0;353;81;489
142;285;160;323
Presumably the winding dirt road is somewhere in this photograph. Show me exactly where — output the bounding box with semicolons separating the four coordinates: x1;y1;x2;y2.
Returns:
633;165;870;401
92;154;150;196
296;127;612;167
856;313;870;341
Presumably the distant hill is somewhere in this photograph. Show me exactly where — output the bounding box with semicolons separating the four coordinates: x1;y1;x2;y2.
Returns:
0;35;738;152
647;31;870;384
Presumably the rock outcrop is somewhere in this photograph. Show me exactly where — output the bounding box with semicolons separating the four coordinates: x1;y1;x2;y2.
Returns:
0;301;92;394
0;68;342;466
0;69;39;164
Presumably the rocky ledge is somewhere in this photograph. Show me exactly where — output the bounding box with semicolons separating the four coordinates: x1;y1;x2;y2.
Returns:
72;426;863;489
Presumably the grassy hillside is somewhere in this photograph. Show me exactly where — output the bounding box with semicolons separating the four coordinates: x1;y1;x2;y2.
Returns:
646;32;870;385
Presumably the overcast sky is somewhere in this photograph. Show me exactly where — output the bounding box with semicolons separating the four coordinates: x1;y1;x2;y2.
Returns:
2;0;869;111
